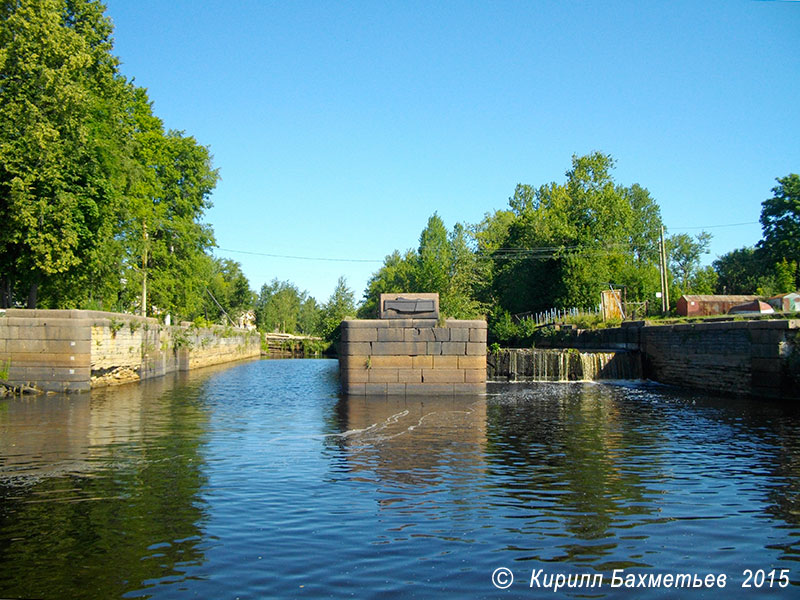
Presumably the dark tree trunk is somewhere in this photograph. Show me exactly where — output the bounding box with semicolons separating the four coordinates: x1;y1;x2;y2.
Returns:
27;282;38;309
0;277;9;308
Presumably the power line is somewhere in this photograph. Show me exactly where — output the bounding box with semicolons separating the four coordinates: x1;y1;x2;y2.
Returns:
667;221;759;230
216;247;383;263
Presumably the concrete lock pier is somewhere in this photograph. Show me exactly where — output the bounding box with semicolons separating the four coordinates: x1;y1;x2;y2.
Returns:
339;293;487;395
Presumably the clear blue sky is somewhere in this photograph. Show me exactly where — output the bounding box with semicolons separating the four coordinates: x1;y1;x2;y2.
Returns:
105;0;800;304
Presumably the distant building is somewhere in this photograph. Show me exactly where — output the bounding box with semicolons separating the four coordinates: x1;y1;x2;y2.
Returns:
728;300;774;315
676;295;759;317
766;292;800;313
237;310;257;331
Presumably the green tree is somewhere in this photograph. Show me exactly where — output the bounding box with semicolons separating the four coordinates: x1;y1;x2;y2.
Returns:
713;246;763;294
203;257;254;323
666;231;712;295
320;276;355;342
255;279;307;333
488;153;663;313
416;212;451;295
0;0;127;307
690;265;718;295
358;215;483;319
357;249;417;318
117;86;218;318
443;222;482;318
297;296;322;336
759;173;800;288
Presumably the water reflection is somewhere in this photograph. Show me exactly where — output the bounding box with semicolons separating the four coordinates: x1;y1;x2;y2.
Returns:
0;369;219;600
1;361;799;599
484;382;800;573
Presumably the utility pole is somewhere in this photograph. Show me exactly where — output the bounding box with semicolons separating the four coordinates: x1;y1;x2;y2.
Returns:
142;222;148;318
659;226;669;315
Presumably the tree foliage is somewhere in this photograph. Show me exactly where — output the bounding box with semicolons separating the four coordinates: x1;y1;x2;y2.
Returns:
320;276;355;341
204;258;254;324
0;0;231;319
666;232;712;296
480;152;663;314
358;214;482;319
0;0;125;307
758;173;800;288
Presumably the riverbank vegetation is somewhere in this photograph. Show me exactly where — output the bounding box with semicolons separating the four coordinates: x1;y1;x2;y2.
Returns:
2;1;796;347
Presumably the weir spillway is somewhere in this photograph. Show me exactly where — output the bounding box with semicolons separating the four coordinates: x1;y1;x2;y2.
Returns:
487;348;642;382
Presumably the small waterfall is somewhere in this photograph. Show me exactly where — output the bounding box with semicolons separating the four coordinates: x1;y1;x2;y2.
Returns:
488;348;641;382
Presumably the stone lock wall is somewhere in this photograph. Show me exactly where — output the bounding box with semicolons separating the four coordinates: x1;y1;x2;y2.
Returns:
339;318;487;395
0;309;261;393
639;319;799;401
534;318;799;401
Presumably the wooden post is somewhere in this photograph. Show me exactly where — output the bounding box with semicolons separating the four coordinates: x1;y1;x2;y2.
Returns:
659;226;669;315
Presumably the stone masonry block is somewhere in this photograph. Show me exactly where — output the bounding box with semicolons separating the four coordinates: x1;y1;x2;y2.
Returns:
365;383;388;394
5;317;92;330
341;368;370;384
371;341;428;356
405;383;454;395
53;326;93;341
427;342;442;355
410;319;438;328
344;319;394;329
412;356;433;369
751;358;782;373
340;342;372;355
464;369;486;383
469;328;488;343
397;369;422;383
341;327;378;342
339;355;370;370
377;328;405;342
386;383;408;395
8;365;90;382
459;355;486;370
449;328;470;342
466;342;486;356
371;355;413;368
751;344;782;359
369;368;399;383
433;328;450;342
10;353;91;368
11;339;91;354
433;355;460;369
423;369;465;383
405;327;436;342
344;382;366;395
441;342;467;355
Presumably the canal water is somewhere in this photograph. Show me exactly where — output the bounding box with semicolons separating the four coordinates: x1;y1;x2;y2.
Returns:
1;359;798;599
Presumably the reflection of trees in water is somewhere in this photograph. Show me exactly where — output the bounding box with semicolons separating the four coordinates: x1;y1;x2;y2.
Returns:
483;383;800;566
0;373;213;600
484;383;666;567
677;393;800;557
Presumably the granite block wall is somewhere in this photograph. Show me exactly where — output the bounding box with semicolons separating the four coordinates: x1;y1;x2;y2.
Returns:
339;318;487;396
536;318;799;401
0;309;261;392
